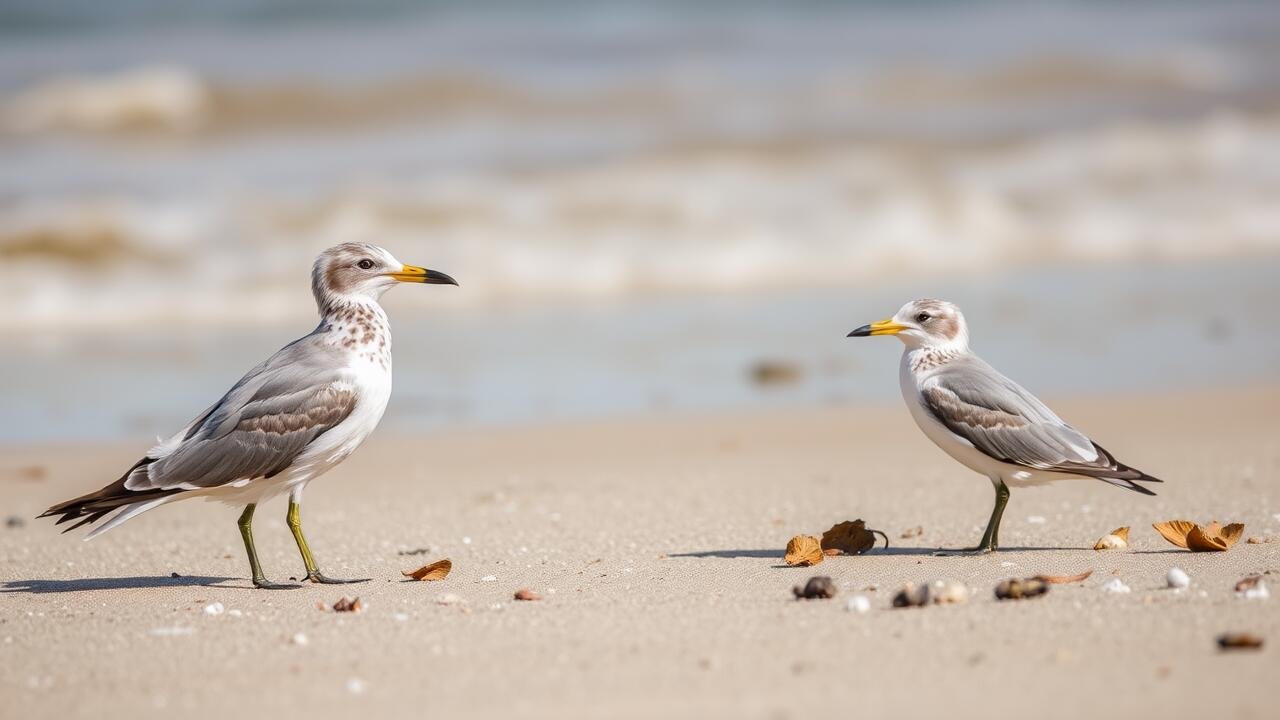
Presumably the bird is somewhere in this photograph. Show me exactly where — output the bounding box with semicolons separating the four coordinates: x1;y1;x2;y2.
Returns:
40;242;457;588
848;299;1160;552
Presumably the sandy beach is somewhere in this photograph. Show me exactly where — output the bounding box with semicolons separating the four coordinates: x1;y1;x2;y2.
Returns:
2;386;1277;719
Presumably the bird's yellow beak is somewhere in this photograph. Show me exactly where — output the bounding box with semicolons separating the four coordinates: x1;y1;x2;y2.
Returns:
388;264;459;286
847;317;906;337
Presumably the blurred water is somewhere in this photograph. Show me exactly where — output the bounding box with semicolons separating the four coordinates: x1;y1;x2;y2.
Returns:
2;257;1276;443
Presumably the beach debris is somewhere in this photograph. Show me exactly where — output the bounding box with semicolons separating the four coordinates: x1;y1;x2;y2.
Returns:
402;558;452;581
1217;633;1264;651
480;575;496;582
202;602;225;616
290;632;308;646
793;576;837;600
749;360;801;386
845;595;871;613
435;593;465;606
1092;526;1130;551
820;519;888;555
513;588;542;601
1235;575;1269;600
1033;569;1093;585
1247;535;1278;544
5;515;25;529
994;578;1049;600
332;596;364;613
900;525;923;539
1152;520;1245;552
1166;567;1190;590
346;677;367;695
1100;578;1131;594
893;580;968;608
784;535;824;566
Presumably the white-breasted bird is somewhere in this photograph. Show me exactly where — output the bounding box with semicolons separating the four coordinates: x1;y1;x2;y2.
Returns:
848;299;1160;552
42;243;457;588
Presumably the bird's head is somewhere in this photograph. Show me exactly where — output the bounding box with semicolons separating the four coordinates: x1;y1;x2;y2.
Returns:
311;242;457;312
848;298;968;350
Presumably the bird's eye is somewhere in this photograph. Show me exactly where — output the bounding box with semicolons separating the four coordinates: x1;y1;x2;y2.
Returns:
356;259;375;270
915;312;931;323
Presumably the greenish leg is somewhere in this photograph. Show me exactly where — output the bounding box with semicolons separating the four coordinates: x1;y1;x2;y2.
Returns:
973;480;1010;553
287;499;369;584
238;504;298;589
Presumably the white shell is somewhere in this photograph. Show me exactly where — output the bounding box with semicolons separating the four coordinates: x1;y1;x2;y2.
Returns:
1239;580;1270;601
1093;534;1128;551
1100;577;1131;594
845;595;871;613
1166;567;1190;589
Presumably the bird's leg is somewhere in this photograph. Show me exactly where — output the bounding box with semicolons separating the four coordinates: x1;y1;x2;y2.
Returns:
973;480;1010;553
238;504;298;589
286;499;369;584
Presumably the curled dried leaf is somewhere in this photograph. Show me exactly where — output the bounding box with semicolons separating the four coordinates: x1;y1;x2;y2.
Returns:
1153;520;1246;552
820;519;888;555
1034;569;1094;585
1152;520;1196;549
1217;633;1264;650
402;558;452;581
784;535;824;566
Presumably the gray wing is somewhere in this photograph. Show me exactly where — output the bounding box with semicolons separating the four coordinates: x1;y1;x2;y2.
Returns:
920;356;1158;489
126;335;358;492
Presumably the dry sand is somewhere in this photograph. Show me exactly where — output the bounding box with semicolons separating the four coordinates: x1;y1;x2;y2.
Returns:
2;387;1278;719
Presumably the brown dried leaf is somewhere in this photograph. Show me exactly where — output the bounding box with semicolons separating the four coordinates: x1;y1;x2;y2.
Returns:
820;519;887;555
1034;569;1094;585
1186;525;1229;552
513;588;542;601
332;596;363;613
1218;523;1246;548
402;558;452;581
1217;632;1264;650
1152;520;1196;549
785;535;824;566
1109;526;1130;542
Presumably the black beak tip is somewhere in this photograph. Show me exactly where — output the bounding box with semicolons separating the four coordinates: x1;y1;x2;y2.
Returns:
848;325;872;337
426;270;459;287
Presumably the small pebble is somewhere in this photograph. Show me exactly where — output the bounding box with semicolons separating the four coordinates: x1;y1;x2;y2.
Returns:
994;578;1049;600
1166;568;1190;590
792;576;837;600
5;515;27;529
1237;577;1270;601
480;575;496;582
346;678;367;695
1101;578;1131;594
202;602;225;616
290;632;308;646
845;595;871;614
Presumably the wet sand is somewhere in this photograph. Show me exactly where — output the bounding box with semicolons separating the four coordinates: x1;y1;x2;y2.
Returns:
2;387;1278;719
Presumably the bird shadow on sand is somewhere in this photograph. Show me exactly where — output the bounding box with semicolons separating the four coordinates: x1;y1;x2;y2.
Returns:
670;546;1086;561
1;575;236;594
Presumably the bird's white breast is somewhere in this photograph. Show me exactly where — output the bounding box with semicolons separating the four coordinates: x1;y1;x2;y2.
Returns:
899;350;1005;480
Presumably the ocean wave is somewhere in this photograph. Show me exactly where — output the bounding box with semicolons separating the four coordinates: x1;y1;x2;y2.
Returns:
3;107;1280;332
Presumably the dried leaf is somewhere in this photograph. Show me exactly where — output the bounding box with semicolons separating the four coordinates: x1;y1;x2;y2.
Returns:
1152;520;1196;548
792;576;837;600
784;535;824;566
1109;526;1130;542
1186;526;1229;552
332;596;364;613
402;558;452;581
1218;523;1246;547
1034;569;1094;585
820;519;888;555
513;588;542;601
1217;633;1264;650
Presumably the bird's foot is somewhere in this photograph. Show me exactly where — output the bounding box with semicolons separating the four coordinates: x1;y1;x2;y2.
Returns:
252;577;302;590
301;570;370;585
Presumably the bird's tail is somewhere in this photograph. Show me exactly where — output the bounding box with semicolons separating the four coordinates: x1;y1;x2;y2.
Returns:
38;458;181;537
